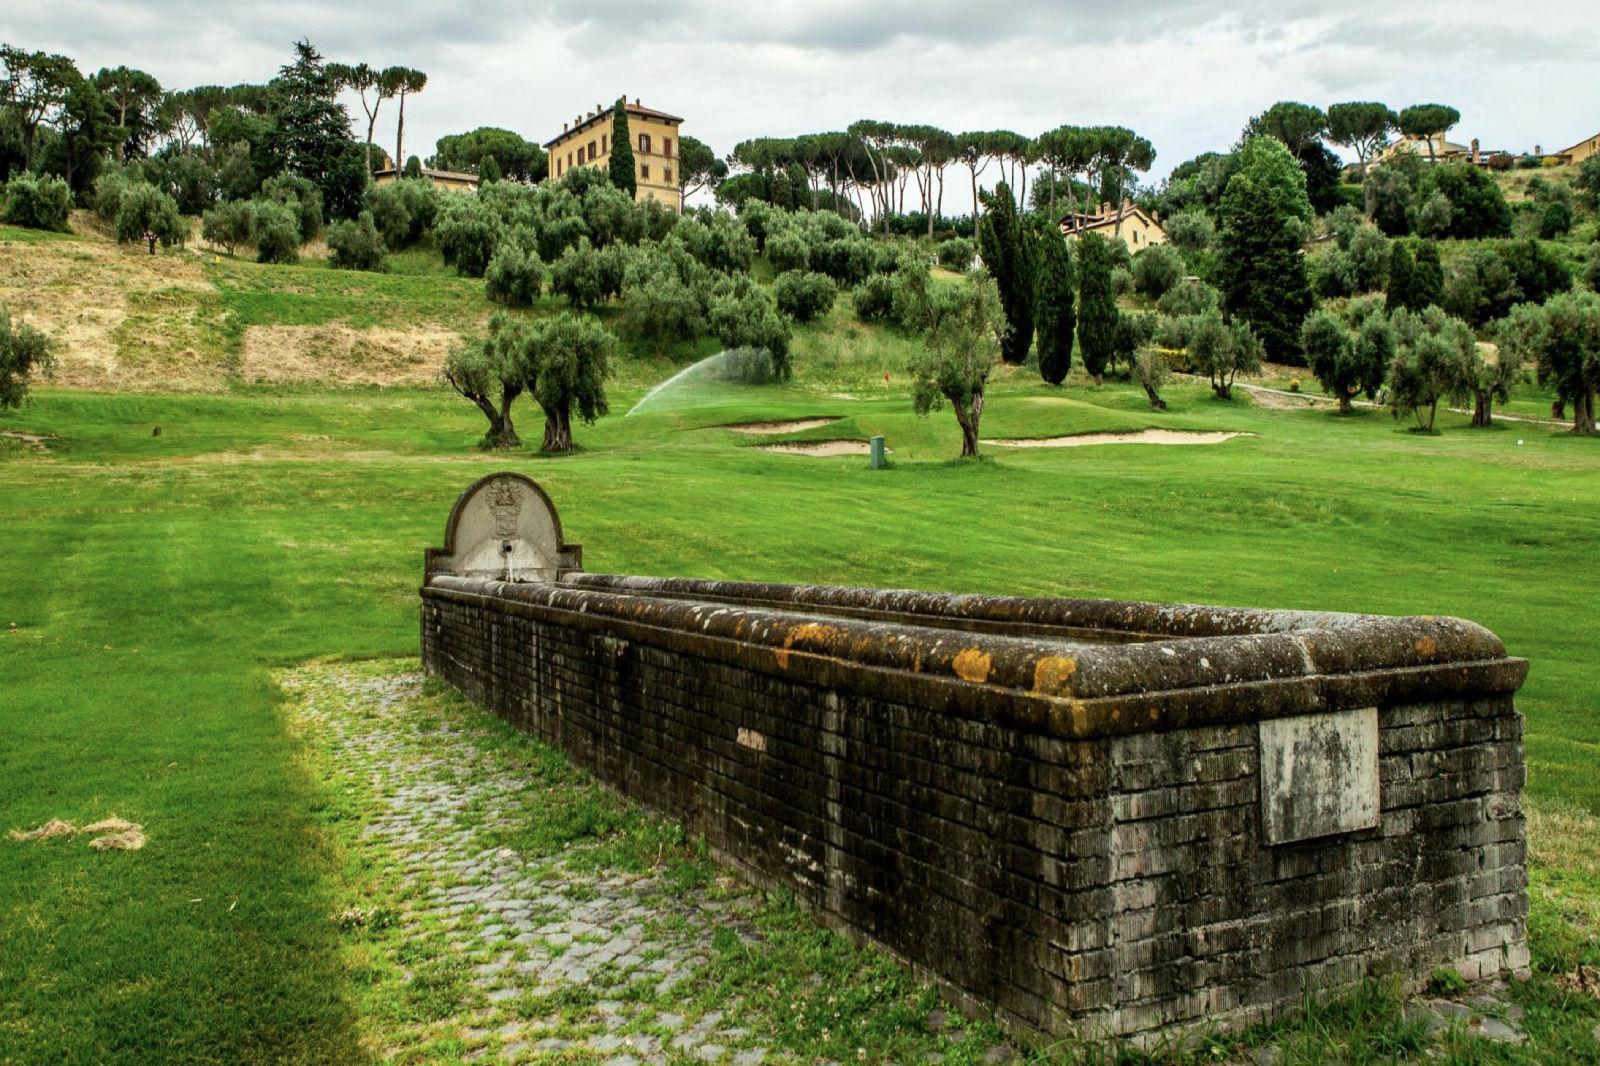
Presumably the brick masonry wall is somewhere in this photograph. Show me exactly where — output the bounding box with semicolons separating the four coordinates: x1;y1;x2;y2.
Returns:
420;581;1528;1041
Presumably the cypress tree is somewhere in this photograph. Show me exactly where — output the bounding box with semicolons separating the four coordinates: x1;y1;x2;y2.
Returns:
1076;232;1118;383
1034;227;1076;385
609;98;636;198
1385;241;1416;313
976;181;1034;364
1218;136;1315;362
1413;240;1444;309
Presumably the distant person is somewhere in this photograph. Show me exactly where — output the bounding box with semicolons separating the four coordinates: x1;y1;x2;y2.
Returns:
144;229;156;256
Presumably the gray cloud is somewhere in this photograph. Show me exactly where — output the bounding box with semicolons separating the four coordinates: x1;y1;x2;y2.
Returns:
5;0;1598;207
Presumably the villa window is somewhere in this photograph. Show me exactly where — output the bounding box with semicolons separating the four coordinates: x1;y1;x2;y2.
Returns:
664;167;673;185
641;163;650;180
638;133;652;154
663;137;673;157
602;133;609;153
587;141;596;162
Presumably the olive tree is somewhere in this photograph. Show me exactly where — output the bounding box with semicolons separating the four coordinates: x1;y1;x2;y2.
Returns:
1300;307;1391;413
524;313;614;453
1179;308;1264;399
909;275;1006;458
442;314;530;448
202;200;254;255
1387;307;1475;432
0;306;54;410
1497;292;1600;435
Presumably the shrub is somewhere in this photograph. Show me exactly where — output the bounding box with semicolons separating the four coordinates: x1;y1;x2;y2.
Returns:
811;237;875;286
853;274;895;323
1131;244;1184;300
327;212;387;271
115;184;186;247
1111;266;1135;297
1413;190;1453;238
157;152;219;215
709;279;791;379
483;245;543;308
1538;200;1573;240
1163;210;1214;255
675;212;755;273
550;238;625;310
3;173;71;232
435;196;502;278
1585;243;1600;293
936;237;975;271
773;270;837;323
765;229;809;273
1443;240;1571;326
201;200;255;255
93;171;133;222
716;347;778;384
251;200;302;264
1413;163;1512;239
620;251;705;353
259;174;324;242
1157;279;1219;317
0;305;56;410
367;178;440;249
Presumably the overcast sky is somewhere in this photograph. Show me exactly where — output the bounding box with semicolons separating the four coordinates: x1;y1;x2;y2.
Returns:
6;1;1598;212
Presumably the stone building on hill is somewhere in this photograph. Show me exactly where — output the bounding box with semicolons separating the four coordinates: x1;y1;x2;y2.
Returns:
1059;200;1168;254
545;98;685;211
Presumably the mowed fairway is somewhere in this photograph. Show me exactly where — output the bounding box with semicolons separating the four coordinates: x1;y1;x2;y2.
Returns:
2;358;1598;1060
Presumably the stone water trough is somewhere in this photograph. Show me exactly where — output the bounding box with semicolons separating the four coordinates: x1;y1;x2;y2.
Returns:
421;472;1529;1042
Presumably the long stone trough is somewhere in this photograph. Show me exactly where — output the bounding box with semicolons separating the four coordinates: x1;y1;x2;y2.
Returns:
420;472;1530;1041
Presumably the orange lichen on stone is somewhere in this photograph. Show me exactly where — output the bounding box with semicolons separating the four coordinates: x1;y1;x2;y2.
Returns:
775;622;844;670
1032;656;1078;696
1416;636;1437;658
952;647;993;684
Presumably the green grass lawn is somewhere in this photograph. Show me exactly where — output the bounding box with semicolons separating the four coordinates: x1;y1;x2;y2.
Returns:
3;302;1600;1061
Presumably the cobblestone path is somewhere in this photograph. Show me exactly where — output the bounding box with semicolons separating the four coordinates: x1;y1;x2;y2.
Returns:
282;662;784;1064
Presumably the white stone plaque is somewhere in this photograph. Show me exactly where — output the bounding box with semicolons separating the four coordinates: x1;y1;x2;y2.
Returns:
1259;707;1380;844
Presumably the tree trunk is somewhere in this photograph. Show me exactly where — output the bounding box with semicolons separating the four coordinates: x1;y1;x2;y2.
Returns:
969;165;979;222
1552;396;1567;420
542;404;573;453
1338;393;1353;415
395;91;408;174
957;391;984;458
1471;390;1492;427
1143;384;1166;410
1573;391;1597;436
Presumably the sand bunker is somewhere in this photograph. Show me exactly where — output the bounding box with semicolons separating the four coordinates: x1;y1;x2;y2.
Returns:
757;440;882;457
986;430;1252;448
722;418;842;434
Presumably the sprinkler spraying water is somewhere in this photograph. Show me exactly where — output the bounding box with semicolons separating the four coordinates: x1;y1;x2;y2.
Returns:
624;348;778;417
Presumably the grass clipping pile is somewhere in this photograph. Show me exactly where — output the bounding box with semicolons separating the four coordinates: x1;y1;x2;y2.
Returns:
8;816;146;851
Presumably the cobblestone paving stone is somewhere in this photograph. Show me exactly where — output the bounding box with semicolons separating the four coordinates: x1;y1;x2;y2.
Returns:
282;663;788;1064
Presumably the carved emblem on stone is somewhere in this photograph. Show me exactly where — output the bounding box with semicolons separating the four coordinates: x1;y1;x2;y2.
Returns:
486;479;524;537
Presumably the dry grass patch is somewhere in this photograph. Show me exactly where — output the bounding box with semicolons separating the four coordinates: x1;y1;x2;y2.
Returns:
0;233;230;390
237;323;462;386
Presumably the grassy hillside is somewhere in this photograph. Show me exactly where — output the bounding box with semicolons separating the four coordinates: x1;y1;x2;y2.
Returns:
2;221;1599;1062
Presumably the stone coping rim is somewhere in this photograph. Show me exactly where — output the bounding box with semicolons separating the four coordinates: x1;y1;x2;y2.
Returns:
422;575;1526;735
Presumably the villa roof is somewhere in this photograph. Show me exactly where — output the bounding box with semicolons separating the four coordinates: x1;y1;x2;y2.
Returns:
544;100;684;148
1059;202;1162;234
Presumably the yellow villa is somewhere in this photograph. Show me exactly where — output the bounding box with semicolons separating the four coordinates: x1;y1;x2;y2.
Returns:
545;97;684;211
1551;131;1600;166
1059;200;1167;254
